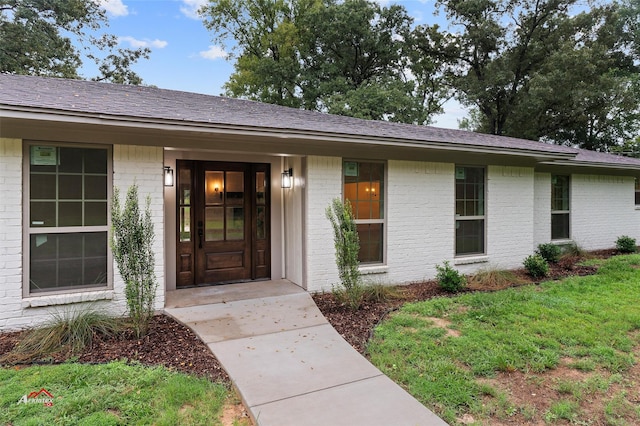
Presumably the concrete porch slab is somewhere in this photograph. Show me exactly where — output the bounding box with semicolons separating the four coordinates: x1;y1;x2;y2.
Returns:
165;279;304;308
166;292;326;343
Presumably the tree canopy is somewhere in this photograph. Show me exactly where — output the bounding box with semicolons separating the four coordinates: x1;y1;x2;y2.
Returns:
200;0;640;151
200;0;449;124
424;0;640;150
0;0;150;84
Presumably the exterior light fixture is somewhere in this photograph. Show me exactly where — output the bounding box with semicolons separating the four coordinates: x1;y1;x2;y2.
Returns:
281;168;293;189
164;166;174;187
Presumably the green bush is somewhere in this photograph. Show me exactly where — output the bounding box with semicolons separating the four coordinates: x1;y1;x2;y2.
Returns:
536;243;562;263
435;261;466;293
615;235;637;254
523;254;549;279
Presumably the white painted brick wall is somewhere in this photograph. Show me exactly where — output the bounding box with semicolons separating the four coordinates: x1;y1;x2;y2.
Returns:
304;156;341;292
112;145;165;311
0;139;25;330
0;142;165;331
571;174;639;250
481;166;534;271
533;173;552;246
385;161;454;283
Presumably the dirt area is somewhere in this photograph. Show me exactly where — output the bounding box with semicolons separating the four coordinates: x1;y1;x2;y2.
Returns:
0;248;628;425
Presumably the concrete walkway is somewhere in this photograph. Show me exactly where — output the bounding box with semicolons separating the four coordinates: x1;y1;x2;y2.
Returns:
165;280;447;426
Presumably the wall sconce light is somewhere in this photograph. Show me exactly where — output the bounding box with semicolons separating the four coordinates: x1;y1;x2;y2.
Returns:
164;166;174;187
281;168;293;189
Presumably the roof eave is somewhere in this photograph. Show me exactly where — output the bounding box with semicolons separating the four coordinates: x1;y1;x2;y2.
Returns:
0;105;576;161
539;160;640;172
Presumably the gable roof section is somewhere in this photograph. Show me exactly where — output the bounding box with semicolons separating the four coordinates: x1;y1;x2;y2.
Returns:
1;74;639;171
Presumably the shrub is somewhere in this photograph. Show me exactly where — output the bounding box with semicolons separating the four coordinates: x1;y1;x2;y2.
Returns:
111;184;158;338
435;261;466;293
615;235;637;254
523;254;549;279
326;198;363;310
1;307;121;364
537;243;562;264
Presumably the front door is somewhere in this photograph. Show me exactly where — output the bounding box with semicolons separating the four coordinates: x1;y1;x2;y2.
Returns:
176;161;270;287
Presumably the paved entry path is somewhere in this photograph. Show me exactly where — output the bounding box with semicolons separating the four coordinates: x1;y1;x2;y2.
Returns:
165;280;447;426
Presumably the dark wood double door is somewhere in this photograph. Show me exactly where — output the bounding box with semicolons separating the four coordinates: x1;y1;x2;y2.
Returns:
176;161;270;287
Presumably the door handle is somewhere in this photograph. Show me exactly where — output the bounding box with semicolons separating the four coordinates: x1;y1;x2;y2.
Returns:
197;221;203;249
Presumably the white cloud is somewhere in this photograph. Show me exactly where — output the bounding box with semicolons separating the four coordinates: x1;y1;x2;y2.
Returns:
119;36;168;49
98;0;129;17
180;0;208;19
199;45;227;60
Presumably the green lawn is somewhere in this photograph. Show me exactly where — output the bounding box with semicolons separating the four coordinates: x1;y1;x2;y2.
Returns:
0;361;230;425
368;254;640;425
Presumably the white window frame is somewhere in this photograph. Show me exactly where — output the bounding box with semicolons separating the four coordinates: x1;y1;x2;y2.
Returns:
342;159;386;265
455;165;486;257
551;174;571;241
23;141;113;297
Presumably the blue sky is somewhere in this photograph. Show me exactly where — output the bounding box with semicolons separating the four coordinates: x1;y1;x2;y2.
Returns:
92;0;466;128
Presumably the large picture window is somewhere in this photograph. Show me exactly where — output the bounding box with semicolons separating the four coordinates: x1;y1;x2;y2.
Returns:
551;175;570;240
27;144;110;294
455;166;485;256
343;161;384;264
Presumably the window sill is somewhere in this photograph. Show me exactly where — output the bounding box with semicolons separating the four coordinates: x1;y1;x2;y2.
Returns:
454;255;489;266
550;239;573;245
23;290;115;308
635;206;640;210
359;265;389;275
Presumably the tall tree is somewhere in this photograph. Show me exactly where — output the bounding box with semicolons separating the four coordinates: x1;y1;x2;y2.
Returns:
0;0;150;84
417;0;640;149
201;0;311;107
200;0;449;124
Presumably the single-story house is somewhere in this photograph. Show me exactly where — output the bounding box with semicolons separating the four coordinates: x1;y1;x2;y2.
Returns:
1;74;639;330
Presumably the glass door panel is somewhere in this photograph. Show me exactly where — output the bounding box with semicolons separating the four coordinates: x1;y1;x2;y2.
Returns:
225;171;244;204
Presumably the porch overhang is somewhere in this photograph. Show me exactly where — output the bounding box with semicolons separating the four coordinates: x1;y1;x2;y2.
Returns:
1;106;577;168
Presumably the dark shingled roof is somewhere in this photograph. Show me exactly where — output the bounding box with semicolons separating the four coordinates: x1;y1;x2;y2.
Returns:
1;74;639;169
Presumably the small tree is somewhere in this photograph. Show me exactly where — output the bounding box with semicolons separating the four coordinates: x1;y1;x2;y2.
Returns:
326;198;363;310
111;184;157;338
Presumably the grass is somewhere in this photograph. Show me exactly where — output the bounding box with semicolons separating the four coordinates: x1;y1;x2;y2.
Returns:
368;254;640;424
0;361;231;425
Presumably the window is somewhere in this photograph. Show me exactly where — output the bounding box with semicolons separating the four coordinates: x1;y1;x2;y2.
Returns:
27;144;110;294
455;166;485;256
343;161;384;263
551;175;570;240
635;178;640;206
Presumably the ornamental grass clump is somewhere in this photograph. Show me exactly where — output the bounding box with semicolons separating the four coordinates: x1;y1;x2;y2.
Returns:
111;184;158;338
1;307;121;364
326;198;364;310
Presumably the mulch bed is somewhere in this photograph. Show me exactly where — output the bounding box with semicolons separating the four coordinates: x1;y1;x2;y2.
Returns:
0;315;229;383
0;249;620;379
